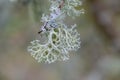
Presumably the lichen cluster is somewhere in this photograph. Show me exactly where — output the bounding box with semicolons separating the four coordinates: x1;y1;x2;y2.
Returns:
28;0;84;63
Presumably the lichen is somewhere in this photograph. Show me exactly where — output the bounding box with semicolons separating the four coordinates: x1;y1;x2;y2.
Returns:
28;0;83;63
28;24;80;63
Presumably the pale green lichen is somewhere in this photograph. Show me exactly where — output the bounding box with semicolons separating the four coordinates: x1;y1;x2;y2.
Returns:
28;0;83;63
63;0;84;17
27;24;80;63
49;0;84;17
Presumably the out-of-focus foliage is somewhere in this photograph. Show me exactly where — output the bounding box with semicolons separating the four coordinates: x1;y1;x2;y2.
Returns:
0;0;120;80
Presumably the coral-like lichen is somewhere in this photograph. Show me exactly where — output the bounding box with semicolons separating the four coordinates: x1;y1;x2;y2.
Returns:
28;0;83;63
28;24;80;63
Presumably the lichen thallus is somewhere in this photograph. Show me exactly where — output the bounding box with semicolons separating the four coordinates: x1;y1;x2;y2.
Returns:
38;0;65;34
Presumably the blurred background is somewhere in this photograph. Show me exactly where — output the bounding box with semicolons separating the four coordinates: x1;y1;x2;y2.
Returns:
0;0;120;80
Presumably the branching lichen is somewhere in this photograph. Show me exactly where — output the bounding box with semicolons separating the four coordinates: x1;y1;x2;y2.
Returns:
28;0;84;63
